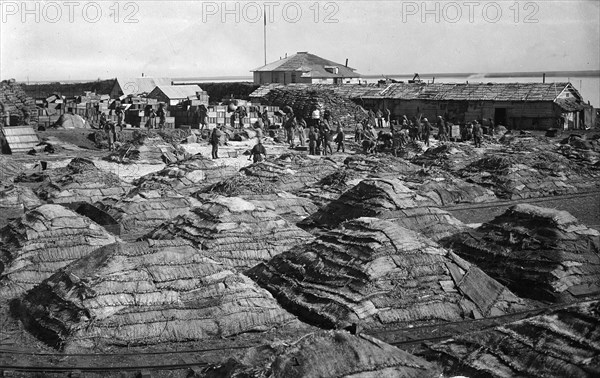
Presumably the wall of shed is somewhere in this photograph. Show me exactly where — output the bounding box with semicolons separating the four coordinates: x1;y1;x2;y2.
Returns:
355;99;563;130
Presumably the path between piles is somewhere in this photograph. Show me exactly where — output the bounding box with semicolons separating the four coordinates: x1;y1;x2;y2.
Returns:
445;189;600;229
1;297;597;374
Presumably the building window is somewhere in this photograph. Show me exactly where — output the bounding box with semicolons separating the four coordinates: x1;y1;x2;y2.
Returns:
291;73;296;83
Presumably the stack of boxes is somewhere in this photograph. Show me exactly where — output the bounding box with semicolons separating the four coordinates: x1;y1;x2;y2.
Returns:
0;80;39;126
206;103;281;129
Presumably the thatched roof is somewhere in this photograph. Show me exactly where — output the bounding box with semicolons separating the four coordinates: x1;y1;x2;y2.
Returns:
300;178;466;242
250;82;581;102
94;190;202;241
459;144;600;199
107;134;178;165
147;195;314;270
199;175;318;224
0;204;117;299
241;154;343;193
248;217;529;330
17;239;301;351
135;154;238;194
430;300;600;378
444;204;600;302
34;158;131;204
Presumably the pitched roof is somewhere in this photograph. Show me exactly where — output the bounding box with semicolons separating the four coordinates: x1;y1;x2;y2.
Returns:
115;77;172;96
150;85;203;100
252;52;359;78
250;82;580;102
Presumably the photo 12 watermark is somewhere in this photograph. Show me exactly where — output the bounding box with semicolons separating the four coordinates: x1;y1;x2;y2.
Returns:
1;1;140;23
399;1;540;23
200;1;340;24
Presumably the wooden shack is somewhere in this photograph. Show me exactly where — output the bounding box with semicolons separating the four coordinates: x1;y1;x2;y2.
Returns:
250;82;592;130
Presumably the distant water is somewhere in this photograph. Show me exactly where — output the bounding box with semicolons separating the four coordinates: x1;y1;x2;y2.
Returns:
368;73;600;108
176;73;599;108
23;71;600;108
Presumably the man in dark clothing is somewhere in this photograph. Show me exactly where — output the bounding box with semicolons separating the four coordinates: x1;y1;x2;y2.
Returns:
157;105;166;129
335;124;345;152
198;104;208;132
422;118;431;147
284;113;297;148
236;106;247;129
437;116;447;142
261;109;271;128
308;126;318;155
319;120;332;155
210;126;222;159
249;139;266;163
362;138;376;154
378;130;393;149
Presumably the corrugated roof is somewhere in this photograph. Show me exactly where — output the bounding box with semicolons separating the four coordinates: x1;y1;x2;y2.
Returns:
2;126;39;153
115;77;173;96
252;52;359;78
149;85;203;100
250;82;577;102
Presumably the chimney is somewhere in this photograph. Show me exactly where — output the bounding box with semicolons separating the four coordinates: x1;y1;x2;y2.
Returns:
345;58;348;67
285;52;288;58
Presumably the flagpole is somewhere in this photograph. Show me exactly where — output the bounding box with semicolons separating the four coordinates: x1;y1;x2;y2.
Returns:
263;9;267;65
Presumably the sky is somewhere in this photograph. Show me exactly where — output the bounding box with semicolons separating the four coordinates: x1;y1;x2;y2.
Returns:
1;0;599;81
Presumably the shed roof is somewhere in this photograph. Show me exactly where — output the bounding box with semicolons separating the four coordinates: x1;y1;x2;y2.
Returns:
250;82;580;102
555;97;585;112
150;85;203;100
1;126;40;153
114;77;172;96
252;52;359;78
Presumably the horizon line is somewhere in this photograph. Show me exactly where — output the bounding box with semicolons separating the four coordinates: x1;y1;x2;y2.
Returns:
10;69;600;84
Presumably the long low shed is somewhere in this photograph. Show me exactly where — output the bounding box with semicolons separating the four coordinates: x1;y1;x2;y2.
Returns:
250;82;594;130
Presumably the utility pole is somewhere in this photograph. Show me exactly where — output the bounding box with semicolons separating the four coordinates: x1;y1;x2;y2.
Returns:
263;8;267;65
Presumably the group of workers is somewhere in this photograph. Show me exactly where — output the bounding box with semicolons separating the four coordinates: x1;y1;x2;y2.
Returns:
207;104;495;162
282;107;346;155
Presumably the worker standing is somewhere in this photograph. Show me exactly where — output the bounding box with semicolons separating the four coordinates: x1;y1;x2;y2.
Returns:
437;116;447;142
198;104;208;132
422;118;431;147
237;105;247;129
116;107;124;131
308;126;318;155
473;121;483;148
284;113;297;148
383;107;391;128
335;124;345;153
355;121;364;142
157;105;166;129
297;116;307;147
319;120;332;155
210;125;222;159
376;109;383;128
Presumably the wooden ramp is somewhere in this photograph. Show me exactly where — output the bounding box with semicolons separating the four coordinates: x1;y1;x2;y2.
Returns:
1;126;39;153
